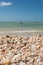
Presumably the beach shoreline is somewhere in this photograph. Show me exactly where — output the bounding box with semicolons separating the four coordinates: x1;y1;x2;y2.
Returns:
0;29;43;36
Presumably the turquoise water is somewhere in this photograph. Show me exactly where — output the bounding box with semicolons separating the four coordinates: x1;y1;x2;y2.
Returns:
0;22;43;30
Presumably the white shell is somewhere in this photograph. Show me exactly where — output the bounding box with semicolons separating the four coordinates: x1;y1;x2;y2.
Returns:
19;62;26;65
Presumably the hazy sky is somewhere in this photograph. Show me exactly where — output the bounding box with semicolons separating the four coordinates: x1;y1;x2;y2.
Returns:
0;0;43;22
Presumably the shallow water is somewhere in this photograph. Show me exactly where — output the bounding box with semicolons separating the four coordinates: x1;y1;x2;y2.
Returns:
0;22;43;30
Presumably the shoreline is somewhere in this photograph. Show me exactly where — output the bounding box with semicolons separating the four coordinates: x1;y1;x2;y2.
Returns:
0;30;43;36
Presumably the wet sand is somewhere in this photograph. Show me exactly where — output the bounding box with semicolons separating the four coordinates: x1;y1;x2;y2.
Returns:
0;30;43;36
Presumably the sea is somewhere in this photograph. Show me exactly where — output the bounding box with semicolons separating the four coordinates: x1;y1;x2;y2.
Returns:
0;22;43;31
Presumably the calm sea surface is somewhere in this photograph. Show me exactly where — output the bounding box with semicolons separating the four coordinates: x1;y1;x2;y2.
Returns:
0;22;43;30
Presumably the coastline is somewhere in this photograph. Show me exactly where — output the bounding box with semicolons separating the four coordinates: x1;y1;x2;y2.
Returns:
0;28;43;65
0;29;43;36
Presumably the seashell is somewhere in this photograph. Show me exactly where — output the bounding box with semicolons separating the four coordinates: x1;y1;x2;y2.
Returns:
11;54;21;62
0;35;43;65
3;61;11;65
11;63;17;65
19;61;26;65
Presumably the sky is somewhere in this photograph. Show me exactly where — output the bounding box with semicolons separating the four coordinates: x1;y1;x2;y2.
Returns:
0;0;43;22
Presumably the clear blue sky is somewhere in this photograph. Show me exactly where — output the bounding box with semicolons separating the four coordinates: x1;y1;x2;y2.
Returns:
0;0;43;22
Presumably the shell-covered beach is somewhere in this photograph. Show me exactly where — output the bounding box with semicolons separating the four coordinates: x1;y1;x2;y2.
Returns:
0;35;43;65
0;22;43;65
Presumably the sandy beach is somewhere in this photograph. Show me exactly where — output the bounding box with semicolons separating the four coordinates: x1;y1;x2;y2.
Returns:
0;34;43;65
0;24;43;65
